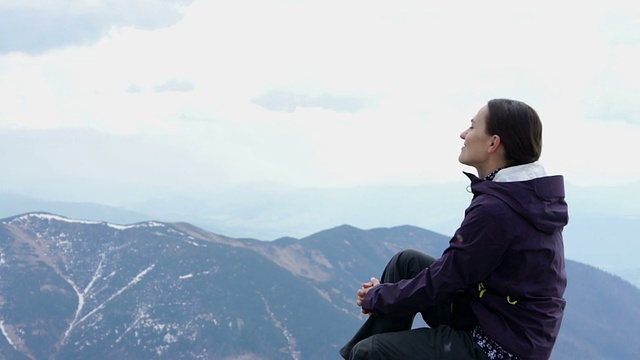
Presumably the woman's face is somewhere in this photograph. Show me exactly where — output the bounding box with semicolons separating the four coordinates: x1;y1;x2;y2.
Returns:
458;105;495;168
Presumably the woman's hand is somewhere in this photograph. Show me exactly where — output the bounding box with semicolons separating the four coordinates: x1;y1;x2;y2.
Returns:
357;277;380;314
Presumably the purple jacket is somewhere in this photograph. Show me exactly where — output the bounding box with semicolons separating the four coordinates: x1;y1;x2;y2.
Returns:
362;170;568;360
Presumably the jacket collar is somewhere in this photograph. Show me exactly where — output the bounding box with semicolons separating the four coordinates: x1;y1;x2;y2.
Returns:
464;161;548;183
493;161;547;182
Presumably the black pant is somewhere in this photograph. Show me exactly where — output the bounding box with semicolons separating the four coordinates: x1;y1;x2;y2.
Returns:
339;249;488;360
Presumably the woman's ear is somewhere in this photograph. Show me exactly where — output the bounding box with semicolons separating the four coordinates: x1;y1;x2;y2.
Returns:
487;135;502;153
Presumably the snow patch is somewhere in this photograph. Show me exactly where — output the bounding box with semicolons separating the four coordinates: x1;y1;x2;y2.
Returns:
259;293;301;360
183;239;205;247
7;213;165;231
67;263;156;340
163;333;178;344
0;321;16;350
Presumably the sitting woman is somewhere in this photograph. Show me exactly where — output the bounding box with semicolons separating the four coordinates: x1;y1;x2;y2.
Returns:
340;99;568;360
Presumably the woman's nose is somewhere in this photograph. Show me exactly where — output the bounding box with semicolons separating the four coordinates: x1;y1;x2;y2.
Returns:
460;129;468;139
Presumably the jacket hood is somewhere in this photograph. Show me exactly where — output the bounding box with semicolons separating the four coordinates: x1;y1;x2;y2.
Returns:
464;172;569;234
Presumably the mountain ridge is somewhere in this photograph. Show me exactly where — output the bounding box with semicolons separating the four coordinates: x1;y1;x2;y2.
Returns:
0;212;638;359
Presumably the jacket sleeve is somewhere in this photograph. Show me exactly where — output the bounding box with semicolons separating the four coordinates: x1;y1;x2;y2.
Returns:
362;197;514;317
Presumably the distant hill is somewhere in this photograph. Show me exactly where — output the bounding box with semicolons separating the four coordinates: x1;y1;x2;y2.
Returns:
0;213;638;359
0;194;150;225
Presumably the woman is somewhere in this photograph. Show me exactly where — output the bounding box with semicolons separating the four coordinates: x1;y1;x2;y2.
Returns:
340;99;568;360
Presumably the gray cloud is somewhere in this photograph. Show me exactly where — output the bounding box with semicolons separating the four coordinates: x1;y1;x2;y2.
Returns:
154;79;195;93
0;0;194;55
251;90;366;113
126;83;144;93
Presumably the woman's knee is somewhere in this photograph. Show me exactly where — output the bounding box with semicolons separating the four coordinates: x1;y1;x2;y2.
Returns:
398;249;434;260
397;249;437;271
382;249;436;283
349;337;373;360
389;249;433;266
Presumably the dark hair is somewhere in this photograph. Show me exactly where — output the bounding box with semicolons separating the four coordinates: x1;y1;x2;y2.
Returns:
486;98;542;166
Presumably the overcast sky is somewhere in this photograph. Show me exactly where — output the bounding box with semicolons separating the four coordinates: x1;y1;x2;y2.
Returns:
1;0;639;203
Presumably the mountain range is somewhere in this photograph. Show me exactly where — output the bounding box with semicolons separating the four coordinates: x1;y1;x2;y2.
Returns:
0;212;638;359
1;180;639;290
